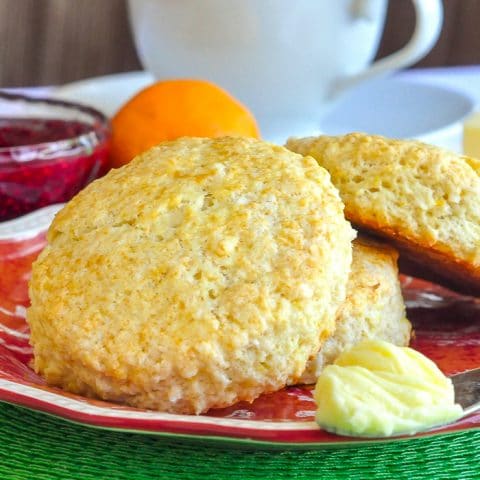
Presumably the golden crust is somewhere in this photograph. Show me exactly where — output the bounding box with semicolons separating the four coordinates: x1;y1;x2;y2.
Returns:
27;136;355;414
298;236;411;384
286;133;480;296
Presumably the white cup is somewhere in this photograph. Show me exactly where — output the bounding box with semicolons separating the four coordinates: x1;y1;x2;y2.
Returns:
128;0;443;139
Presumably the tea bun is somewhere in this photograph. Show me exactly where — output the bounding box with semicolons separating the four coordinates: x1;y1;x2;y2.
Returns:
28;136;355;414
287;133;480;296
299;237;411;384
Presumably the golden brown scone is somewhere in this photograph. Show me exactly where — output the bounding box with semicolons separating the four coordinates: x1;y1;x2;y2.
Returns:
298;236;412;384
286;133;480;296
27;136;355;414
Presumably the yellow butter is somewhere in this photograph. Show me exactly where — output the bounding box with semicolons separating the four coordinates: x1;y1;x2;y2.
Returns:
463;111;480;159
314;339;463;437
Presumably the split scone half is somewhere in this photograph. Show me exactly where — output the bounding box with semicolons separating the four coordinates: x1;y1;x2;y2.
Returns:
27;136;355;414
299;236;412;384
287;133;480;296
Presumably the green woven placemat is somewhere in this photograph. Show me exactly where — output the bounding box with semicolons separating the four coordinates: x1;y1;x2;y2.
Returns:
1;402;479;480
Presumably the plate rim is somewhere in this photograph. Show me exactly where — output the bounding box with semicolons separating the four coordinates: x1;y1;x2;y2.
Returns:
1;372;480;450
4;399;480;452
319;76;475;141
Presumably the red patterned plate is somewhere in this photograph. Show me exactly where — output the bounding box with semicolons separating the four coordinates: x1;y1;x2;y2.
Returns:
1;232;480;449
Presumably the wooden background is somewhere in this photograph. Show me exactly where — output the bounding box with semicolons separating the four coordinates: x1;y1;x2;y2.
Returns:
1;0;480;87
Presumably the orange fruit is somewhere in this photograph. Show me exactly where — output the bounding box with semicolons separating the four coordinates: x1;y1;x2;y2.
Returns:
109;79;260;168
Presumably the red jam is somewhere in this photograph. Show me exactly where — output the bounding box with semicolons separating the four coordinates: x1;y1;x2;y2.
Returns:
0;118;92;147
0;117;110;221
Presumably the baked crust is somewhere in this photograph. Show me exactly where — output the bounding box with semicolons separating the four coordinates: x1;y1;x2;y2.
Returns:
287;133;480;296
299;236;411;384
27;136;355;413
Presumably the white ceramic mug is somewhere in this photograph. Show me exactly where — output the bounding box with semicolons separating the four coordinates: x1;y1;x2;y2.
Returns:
128;0;443;139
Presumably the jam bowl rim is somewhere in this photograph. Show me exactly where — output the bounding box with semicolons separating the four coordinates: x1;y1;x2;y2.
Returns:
0;91;110;158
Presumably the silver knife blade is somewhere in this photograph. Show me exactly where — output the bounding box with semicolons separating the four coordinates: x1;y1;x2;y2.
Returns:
450;368;480;416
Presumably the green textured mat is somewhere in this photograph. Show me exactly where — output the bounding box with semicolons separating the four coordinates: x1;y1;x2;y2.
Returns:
1;402;479;480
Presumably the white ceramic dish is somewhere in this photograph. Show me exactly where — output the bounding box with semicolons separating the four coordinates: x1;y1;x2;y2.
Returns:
319;76;474;152
52;71;155;118
52;71;474;152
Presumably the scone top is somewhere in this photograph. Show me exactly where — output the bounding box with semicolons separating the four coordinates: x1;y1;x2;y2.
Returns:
28;136;355;414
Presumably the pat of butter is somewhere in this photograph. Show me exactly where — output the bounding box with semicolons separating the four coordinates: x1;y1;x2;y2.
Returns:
463;111;480;159
314;339;463;437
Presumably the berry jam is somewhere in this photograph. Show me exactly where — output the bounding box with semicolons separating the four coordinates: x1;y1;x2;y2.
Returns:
0;118;92;147
0;117;110;221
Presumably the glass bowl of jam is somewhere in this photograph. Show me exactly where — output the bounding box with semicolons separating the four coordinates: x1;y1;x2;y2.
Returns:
0;92;110;222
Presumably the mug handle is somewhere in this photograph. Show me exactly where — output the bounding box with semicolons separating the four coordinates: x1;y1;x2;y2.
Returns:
336;0;443;93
